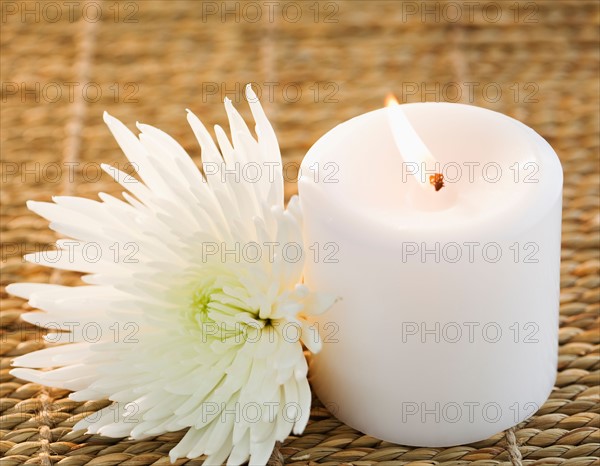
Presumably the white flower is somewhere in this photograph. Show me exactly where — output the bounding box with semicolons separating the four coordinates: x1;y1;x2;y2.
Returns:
8;84;335;465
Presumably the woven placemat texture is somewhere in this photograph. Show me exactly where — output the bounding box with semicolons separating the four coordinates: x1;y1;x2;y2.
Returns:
1;1;599;465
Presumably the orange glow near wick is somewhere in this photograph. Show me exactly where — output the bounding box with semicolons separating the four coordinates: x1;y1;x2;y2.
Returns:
385;94;399;107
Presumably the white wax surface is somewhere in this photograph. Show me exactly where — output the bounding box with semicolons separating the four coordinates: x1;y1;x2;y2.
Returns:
303;103;561;237
299;102;563;447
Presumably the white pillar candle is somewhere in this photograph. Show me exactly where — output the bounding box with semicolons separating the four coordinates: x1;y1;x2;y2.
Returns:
298;102;563;446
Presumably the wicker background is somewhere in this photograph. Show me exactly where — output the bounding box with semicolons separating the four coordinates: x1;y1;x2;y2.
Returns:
1;1;599;465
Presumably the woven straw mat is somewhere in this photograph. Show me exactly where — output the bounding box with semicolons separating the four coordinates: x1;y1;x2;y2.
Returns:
1;1;598;465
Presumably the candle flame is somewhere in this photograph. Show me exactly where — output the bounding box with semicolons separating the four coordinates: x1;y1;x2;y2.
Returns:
385;94;444;192
385;94;399;107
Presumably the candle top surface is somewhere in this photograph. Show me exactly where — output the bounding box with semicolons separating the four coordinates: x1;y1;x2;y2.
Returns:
299;103;563;237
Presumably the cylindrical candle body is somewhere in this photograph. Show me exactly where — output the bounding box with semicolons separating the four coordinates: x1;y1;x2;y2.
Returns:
299;103;562;446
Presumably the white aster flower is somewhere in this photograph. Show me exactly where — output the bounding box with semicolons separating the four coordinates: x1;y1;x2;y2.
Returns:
8;84;335;465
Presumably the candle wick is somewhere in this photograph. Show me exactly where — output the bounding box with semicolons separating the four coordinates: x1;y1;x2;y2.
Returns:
429;173;445;192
